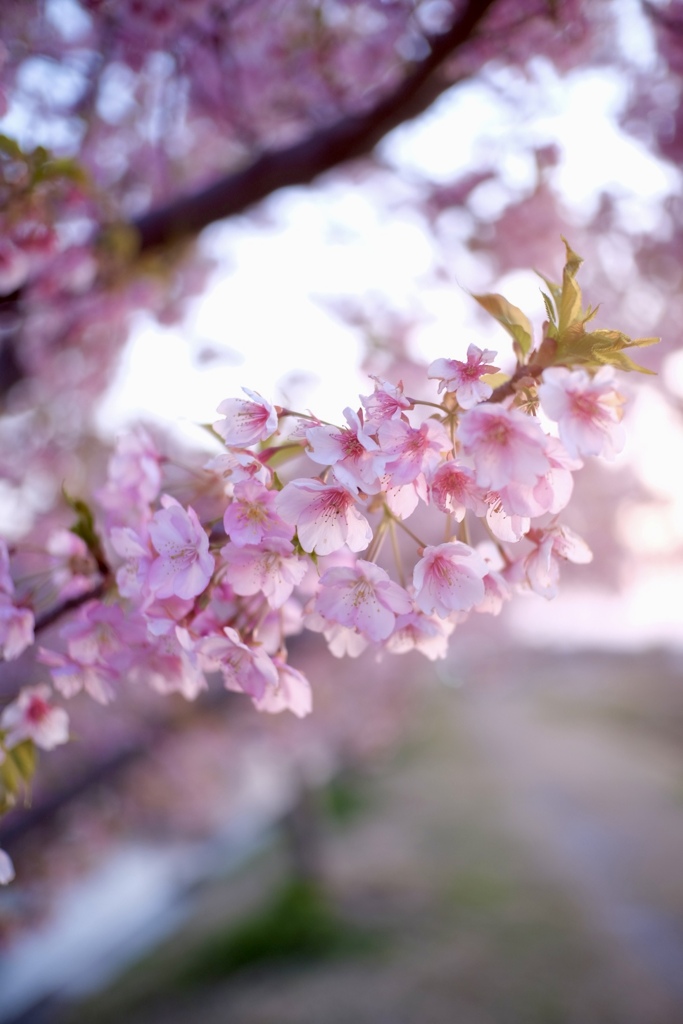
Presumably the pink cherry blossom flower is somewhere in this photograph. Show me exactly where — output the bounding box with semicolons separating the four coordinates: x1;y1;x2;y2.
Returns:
110;523;155;604
205;448;270;487
43;601;146;703
221;539;307;608
147;496;215;600
378;418;451;487
385;609;455;660
497;436;581;518
457;403;551;491
131;627;207;701
381;474;427;520
428;344;499;408
522;524;593;599
40;647;118;704
476;570;511;616
46;529;96;600
0;539;14;595
315;560;412;642
213;388;278;447
223;479;291;547
0;542;33;660
429;460;489;520
306;407;387;494
473;546;511;616
485;498;530;543
304;609;369;658
62;601;145;670
0;848;14;885
254;598;306;656
538;366;625;459
1;684;69;750
96;428;161;525
198;627;278;700
360;377;412;428
413;542;488;618
276;479;373;555
253;658;312;717
0;600;34;661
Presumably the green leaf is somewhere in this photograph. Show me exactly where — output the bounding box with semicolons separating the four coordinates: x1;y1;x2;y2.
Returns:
63;489;107;567
558;237;583;335
33;156;88;186
9;740;36;783
0;133;23;159
535;270;562;308
472;291;533;360
541;290;556;325
0;740;36;810
557;328;657;374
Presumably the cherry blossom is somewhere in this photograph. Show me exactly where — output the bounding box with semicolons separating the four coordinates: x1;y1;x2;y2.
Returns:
428;345;499;408
0;848;14;885
429;460;489;520
315;560;413;642
213;388;278;447
222;479;291;547
0;540;14;595
306;407;387;494
520;524;593;599
205;449;271;487
45;530;96;600
276;479;373;555
0;539;35;660
360;377;413;428
378;418;451;486
1;684;69;751
253;659;312;717
147;496;215;600
385;609;455;660
131;628;208;701
413;542;489;617
304;610;370;659
0;601;35;661
381;474;427;520
198;627;279;701
96;428;162;527
221;539;307;608
457;403;551;490
40;646;119;705
538;366;626;459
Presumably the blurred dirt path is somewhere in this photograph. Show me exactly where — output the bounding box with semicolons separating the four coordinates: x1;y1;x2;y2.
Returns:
64;649;683;1024
462;666;683;1014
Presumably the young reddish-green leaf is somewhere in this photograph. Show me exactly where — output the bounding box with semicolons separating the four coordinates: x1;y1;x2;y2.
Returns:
471;291;533;361
557;328;657;374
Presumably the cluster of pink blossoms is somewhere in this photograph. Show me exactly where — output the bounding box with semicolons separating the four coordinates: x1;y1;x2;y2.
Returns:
0;341;627;776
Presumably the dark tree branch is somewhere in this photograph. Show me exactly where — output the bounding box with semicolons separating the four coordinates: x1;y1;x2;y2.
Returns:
0;0;503;398
32;580;107;635
134;0;500;250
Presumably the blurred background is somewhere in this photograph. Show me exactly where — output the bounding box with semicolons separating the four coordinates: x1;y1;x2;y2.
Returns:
1;0;683;1021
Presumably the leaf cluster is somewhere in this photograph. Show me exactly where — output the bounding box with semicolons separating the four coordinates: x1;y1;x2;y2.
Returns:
472;239;658;382
0;133;86;208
